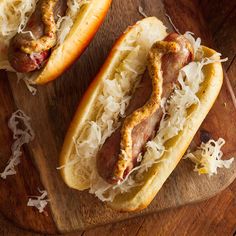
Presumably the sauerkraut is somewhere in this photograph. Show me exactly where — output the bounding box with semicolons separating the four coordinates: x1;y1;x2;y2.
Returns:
138;6;148;18
0;0;38;40
67;21;166;191
184;138;234;176
87;34;204;201
0;0;38;65
27;189;49;213
0;110;35;179
88;34;227;202
62;27;225;201
16;72;38;95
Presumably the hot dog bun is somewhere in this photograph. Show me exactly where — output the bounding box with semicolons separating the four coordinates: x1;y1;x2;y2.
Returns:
35;0;112;84
59;17;223;211
60;17;168;190
0;0;112;84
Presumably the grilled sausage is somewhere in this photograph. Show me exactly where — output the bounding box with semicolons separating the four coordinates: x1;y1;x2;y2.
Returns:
96;33;193;183
8;0;67;73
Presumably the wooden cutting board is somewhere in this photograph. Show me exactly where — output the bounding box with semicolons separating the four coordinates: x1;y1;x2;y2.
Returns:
0;0;235;234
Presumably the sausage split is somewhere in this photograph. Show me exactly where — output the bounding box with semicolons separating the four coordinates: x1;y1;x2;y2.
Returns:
8;0;67;73
96;33;194;184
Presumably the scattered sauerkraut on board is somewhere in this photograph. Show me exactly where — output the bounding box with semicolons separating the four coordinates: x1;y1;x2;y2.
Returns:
184;138;234;176
0;110;35;179
27;189;49;213
16;72;38;95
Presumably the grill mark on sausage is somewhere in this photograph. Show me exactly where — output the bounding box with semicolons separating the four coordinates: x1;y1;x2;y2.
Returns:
96;33;193;183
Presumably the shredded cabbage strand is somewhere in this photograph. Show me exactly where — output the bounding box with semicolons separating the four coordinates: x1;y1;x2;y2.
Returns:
0;110;35;179
89;36;226;202
184;138;234;176
0;0;38;40
57;0;90;45
27;189;49;213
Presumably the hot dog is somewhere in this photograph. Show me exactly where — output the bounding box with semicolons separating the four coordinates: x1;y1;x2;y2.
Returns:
0;0;112;84
97;33;193;184
59;17;224;211
8;0;67;73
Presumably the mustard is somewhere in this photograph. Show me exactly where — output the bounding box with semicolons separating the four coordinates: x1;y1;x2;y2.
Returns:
113;41;181;180
21;0;58;54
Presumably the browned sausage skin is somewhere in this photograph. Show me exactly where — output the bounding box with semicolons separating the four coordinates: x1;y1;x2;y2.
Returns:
96;33;193;184
8;0;67;73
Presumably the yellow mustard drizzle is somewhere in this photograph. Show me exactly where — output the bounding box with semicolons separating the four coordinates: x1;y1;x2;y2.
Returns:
21;0;58;54
113;41;181;181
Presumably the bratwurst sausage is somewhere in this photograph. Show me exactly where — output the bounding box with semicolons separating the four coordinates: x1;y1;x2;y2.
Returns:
8;0;67;73
96;33;193;183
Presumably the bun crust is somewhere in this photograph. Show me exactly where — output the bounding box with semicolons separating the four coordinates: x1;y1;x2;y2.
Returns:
34;0;112;84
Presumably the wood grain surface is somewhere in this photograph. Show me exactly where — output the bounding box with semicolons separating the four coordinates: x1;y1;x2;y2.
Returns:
0;181;235;235
0;0;235;235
